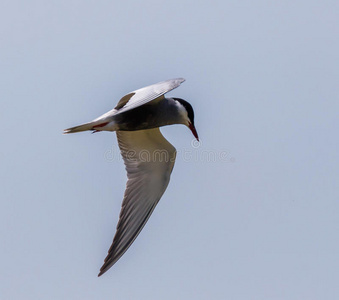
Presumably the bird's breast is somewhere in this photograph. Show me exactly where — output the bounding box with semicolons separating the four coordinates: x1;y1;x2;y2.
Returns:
113;103;178;131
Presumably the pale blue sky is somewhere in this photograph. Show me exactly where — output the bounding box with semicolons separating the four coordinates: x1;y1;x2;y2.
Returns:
1;0;339;299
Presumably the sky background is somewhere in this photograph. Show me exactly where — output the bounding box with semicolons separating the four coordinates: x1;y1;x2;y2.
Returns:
1;0;339;299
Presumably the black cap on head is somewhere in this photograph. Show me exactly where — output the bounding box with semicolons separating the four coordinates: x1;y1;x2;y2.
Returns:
173;97;199;141
173;98;195;125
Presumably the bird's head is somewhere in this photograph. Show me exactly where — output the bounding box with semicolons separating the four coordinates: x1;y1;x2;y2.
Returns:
173;98;199;141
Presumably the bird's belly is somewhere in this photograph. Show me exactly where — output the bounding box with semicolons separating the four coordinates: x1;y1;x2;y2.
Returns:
113;107;166;131
116;121;160;131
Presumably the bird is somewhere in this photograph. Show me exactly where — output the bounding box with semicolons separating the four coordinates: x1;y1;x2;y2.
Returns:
64;78;199;276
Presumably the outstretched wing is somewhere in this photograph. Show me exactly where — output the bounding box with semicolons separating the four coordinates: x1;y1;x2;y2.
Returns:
94;78;185;121
98;128;176;276
116;78;185;114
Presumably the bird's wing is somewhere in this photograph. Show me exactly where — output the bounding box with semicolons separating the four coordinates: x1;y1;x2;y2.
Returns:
115;78;185;114
98;128;176;276
95;78;185;120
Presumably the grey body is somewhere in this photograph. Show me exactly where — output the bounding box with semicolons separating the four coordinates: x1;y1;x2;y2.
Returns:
112;98;184;131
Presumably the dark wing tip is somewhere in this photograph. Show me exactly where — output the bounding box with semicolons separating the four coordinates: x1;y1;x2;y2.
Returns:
98;262;111;277
97;254;115;277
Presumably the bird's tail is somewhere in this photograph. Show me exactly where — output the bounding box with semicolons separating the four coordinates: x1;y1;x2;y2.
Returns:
64;118;112;134
63;122;95;134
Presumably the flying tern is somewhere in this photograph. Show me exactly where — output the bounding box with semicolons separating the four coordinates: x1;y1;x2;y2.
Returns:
64;78;198;276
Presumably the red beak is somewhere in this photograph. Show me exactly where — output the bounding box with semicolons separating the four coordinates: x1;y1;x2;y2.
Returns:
189;123;199;141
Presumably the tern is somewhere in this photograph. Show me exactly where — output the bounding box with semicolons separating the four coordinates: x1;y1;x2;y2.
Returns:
64;78;198;276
